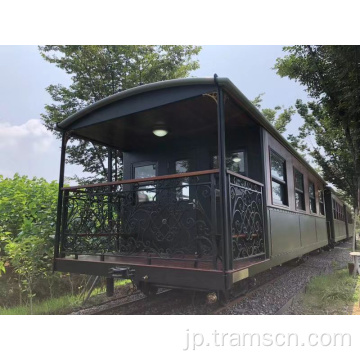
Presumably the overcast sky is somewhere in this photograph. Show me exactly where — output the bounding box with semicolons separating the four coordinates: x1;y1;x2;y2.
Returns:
0;45;309;183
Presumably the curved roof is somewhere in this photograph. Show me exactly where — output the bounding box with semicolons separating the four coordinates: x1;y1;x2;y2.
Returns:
58;77;217;130
57;76;326;184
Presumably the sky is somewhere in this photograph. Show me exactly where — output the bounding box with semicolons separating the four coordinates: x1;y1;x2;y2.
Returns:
0;45;310;183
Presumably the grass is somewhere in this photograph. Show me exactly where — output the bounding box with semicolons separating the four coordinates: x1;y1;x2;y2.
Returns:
296;269;360;315
0;294;81;315
0;279;131;315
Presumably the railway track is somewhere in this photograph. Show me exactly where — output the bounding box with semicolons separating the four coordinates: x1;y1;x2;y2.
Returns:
92;289;174;315
74;243;350;315
76;261;303;315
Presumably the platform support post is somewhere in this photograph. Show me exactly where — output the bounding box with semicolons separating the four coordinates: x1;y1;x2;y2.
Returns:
54;133;68;264
215;76;232;273
106;277;114;297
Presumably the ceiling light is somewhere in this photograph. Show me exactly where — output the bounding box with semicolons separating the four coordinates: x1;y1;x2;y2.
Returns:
153;124;168;137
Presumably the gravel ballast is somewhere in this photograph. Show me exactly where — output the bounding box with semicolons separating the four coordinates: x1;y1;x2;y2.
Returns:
220;241;352;315
70;241;352;315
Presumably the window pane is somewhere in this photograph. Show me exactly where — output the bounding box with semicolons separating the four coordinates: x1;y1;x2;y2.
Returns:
310;199;316;213
272;181;286;205
228;152;245;173
295;191;305;210
309;182;315;198
309;182;316;213
212;151;245;174
134;164;156;179
271;152;285;181
134;164;156;202
175;160;189;200
318;189;324;202
294;170;304;191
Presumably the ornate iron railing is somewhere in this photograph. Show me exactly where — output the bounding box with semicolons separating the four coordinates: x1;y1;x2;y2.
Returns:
57;169;266;269
228;171;265;260
59;170;220;268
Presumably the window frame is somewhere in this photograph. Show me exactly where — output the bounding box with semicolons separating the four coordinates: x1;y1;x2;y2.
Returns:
269;149;288;207
294;167;306;211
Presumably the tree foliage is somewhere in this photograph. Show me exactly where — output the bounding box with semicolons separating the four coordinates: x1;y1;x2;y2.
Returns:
274;45;360;249
274;46;360;209
0;174;58;309
39;45;202;183
252;93;295;134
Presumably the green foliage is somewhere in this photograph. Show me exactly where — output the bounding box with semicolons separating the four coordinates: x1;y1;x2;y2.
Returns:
252;93;295;134
0;174;58;242
5;236;53;313
274;46;360;211
0;174;58;312
39;45;202;183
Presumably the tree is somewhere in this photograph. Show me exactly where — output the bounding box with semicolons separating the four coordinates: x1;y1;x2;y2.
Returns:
274;45;360;250
39;45;202;183
252;93;295;134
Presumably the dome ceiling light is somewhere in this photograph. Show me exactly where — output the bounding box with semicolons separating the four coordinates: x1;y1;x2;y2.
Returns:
152;123;168;137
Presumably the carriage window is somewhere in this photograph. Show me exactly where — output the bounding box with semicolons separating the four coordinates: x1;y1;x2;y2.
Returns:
212;151;245;174
332;199;344;220
294;168;305;211
318;189;325;215
175;159;189;200
134;164;156;179
134;163;156;202
309;181;316;214
270;150;288;206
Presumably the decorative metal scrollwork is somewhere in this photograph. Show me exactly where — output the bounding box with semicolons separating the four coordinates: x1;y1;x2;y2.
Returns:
60;174;219;265
59;171;265;267
229;174;265;260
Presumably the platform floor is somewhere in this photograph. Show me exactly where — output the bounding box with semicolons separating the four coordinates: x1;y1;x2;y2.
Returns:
65;253;265;271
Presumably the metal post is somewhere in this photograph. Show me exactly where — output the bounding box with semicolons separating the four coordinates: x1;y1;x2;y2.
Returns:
54;133;67;265
259;127;269;258
107;147;113;183
106;277;115;297
210;173;218;269
107;147;113;223
215;79;232;272
107;148;115;294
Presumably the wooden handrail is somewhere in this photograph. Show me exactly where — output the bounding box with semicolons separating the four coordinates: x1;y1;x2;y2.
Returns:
227;170;264;187
62;169;219;191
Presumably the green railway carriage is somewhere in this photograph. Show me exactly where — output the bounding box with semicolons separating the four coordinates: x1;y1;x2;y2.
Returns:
324;187;353;246
53;76;354;298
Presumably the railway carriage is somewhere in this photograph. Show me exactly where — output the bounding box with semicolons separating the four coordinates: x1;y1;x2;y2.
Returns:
53;76;353;299
324;188;353;246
